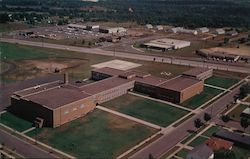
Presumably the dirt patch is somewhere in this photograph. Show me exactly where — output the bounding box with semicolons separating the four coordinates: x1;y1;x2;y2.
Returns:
21;58;86;73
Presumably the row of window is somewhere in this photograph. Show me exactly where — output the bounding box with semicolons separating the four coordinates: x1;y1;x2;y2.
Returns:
64;104;86;115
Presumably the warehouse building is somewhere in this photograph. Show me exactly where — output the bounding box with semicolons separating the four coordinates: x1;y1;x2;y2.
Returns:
214;28;225;35
11;66;210;128
99;27;127;34
196;27;209;34
171;27;198;35
67;24;87;30
144;38;191;51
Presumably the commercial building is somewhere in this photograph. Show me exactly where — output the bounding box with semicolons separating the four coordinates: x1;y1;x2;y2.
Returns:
171;27;198;35
11;66;210;128
214;28;225;35
226;31;238;36
99;27;127;34
143;38;191;51
67;24;87;30
156;25;164;30
196;27;209;33
145;24;153;29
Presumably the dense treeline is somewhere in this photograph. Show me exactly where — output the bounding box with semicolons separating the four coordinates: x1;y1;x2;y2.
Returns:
1;0;250;28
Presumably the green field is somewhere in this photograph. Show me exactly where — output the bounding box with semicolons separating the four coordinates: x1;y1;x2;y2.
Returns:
202;126;220;137
103;94;189;127
0;42;52;60
232;146;250;159
182;86;223;109
205;75;240;89
26;110;157;158
228;104;249;121
188;136;208;147
0;112;33;132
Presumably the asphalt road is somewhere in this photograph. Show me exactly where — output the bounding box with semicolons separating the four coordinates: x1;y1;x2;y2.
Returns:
0;129;58;158
1;38;250;74
130;83;244;159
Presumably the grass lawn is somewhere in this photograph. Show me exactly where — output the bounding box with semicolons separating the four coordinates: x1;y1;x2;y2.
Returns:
232;146;250;159
228;104;249;121
202;126;220;137
26;110;157;158
176;149;190;158
188;136;208;147
182;86;223;109
103;94;189;127
0;112;33;132
0;42;52;60
205;75;240;89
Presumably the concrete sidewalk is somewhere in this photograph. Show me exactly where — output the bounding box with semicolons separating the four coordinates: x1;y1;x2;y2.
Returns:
96;106;162;130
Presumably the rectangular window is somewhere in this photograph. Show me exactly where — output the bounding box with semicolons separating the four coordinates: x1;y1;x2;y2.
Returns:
64;110;69;114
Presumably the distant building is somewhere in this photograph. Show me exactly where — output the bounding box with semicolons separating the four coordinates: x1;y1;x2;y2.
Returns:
86;24;99;31
143;38;191;51
226;31;238;36
196;27;209;34
186;144;214;159
205;137;234;151
240;107;250;118
215;28;225;35
145;24;153;29
156;25;164;30
67;24;86;30
99;27;127;34
171;27;198;35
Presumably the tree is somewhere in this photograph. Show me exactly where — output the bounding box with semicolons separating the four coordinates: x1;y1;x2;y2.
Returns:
240;117;249;130
204;113;211;122
148;154;154;159
221;115;230;123
238;83;250;99
81;39;85;45
194;118;203;129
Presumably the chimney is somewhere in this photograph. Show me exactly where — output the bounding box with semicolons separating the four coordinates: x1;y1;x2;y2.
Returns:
64;73;69;84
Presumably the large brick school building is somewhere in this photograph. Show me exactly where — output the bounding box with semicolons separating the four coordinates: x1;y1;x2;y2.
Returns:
11;67;212;128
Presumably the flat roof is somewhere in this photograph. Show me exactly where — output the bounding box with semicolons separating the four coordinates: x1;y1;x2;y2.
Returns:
24;85;91;109
92;67;124;76
81;77;133;95
182;67;212;77
91;60;142;71
158;76;202;92
144;38;190;49
136;76;166;86
14;81;62;97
